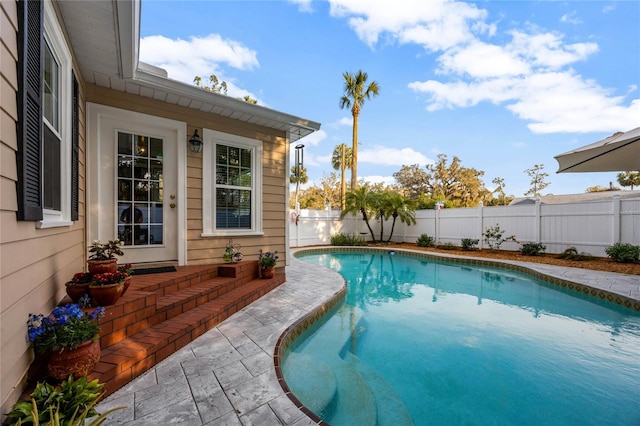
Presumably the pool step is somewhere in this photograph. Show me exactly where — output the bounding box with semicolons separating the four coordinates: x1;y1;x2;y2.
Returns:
345;352;414;426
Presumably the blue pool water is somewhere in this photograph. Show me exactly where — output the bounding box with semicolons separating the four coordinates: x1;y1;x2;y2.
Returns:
283;251;640;426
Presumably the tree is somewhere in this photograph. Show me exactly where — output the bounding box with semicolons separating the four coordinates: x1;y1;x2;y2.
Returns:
427;154;489;207
384;192;416;242
393;164;431;200
331;143;353;210
242;95;257;104
194;75;258;104
339;70;380;190
194;75;228;95
341;186;377;243
524;164;551;196
491;177;507;205
290;166;308;208
617;171;640;190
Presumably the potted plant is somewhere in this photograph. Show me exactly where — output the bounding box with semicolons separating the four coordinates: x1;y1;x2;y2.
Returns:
27;297;105;380
258;250;278;279
65;272;93;303
88;270;130;306
87;239;124;275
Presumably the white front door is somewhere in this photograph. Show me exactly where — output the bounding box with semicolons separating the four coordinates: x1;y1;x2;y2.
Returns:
87;104;186;265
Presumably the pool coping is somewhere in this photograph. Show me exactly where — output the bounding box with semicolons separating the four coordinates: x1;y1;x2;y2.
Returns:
274;246;640;424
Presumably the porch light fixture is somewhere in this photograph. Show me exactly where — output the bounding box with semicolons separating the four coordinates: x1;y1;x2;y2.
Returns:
189;129;203;153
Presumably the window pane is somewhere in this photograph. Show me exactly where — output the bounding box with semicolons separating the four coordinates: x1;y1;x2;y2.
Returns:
118;179;132;201
149;138;163;158
43;42;59;130
216;188;251;229
118;132;133;155
241;149;251;168
118;156;133;178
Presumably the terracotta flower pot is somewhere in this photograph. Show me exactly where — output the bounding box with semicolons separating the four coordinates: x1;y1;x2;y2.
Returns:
260;266;275;279
120;276;132;296
87;259;118;275
65;282;90;303
47;339;101;380
89;282;124;306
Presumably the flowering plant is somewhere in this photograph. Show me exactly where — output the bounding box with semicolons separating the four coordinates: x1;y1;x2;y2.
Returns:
68;272;92;285
28;296;105;353
91;271;129;286
258;250;278;268
118;263;133;275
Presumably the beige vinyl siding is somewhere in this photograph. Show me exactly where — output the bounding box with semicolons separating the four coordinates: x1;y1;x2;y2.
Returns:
0;1;86;416
85;84;289;266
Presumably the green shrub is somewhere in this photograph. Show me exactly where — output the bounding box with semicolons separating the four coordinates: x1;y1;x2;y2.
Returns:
605;243;640;263
557;247;593;261
483;224;516;250
519;242;546;256
6;375;123;426
330;233;367;246
461;238;479;250
416;234;435;247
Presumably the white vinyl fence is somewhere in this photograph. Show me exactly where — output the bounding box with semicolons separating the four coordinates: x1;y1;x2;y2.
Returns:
289;196;640;257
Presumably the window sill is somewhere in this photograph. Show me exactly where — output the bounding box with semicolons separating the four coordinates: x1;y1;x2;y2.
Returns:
37;220;74;229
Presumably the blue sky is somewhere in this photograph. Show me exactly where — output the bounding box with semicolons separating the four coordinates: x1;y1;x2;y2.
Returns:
140;0;639;197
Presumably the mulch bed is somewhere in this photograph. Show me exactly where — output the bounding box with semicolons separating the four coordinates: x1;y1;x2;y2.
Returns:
377;242;640;275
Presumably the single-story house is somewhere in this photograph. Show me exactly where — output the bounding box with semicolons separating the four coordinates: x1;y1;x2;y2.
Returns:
0;0;320;415
509;190;640;206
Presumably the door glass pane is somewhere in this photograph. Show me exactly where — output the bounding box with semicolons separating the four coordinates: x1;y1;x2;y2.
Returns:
116;132;163;247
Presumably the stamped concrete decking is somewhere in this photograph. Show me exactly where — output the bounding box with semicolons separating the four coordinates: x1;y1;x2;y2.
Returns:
96;249;640;425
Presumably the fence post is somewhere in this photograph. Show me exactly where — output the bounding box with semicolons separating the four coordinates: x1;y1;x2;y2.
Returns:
535;198;542;243
478;202;484;249
434;205;440;244
612;195;621;244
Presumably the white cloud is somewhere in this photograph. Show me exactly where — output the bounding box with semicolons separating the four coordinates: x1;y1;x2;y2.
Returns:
359;146;431;166
140;34;259;97
560;11;583;25
361;175;397;186
336;117;353;126
438;41;530;78
328;0;488;50
294;130;327;148
288;0;314;13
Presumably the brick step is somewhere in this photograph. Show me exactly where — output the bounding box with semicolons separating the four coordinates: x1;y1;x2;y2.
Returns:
98;262;263;348
89;273;285;396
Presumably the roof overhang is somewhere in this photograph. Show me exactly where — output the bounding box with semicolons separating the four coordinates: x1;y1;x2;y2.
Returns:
56;0;320;142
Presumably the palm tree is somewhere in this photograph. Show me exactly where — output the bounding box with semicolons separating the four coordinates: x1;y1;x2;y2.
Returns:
384;193;417;242
339;70;380;190
340;186;377;243
331;143;353;210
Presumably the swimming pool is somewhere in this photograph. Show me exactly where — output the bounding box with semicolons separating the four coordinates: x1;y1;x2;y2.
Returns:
282;250;640;426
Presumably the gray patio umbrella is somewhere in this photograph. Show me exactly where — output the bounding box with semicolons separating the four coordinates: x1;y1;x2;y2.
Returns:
554;127;640;172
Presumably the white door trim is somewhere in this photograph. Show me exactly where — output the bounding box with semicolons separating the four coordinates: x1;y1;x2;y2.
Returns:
86;103;187;265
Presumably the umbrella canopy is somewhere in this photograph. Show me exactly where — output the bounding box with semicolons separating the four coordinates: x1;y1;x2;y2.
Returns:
554;127;640;173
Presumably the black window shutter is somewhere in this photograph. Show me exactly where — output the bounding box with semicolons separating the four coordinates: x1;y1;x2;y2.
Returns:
71;72;79;221
16;0;43;221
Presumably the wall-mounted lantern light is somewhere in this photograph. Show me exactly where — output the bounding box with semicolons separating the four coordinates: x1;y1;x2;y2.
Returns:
189;129;203;153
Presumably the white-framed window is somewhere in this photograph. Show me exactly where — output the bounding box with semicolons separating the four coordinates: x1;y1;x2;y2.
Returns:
38;0;72;228
202;129;263;236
